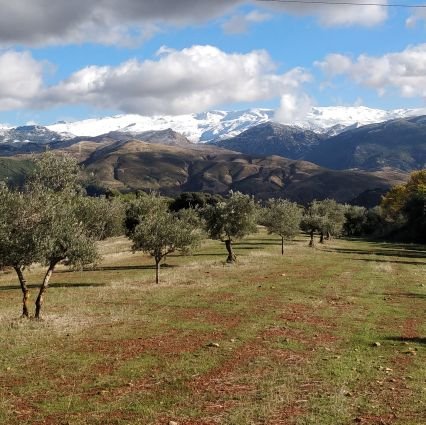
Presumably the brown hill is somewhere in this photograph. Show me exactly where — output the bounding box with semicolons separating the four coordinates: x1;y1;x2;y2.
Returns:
80;139;406;203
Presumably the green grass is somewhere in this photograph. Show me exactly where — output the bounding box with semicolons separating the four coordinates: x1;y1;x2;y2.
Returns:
0;231;424;424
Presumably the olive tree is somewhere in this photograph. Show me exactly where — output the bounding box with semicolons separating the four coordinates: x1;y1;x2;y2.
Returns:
203;191;257;263
128;194;202;284
34;193;100;318
262;199;302;255
0;152;123;318
0;186;44;317
302;199;346;247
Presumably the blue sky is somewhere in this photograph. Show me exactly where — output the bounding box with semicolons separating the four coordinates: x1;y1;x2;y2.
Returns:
1;0;426;126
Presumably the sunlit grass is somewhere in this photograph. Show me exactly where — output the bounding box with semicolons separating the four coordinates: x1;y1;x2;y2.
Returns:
0;230;424;424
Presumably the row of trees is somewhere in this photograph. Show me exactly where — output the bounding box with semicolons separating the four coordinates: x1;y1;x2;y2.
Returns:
2;152;423;317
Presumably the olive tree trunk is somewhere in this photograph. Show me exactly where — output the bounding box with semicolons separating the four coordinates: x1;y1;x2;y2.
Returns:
14;266;30;318
309;230;315;247
320;232;324;244
281;237;284;255
155;257;161;284
35;261;58;319
225;239;236;263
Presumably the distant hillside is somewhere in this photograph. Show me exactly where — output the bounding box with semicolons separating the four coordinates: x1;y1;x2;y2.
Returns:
306;116;426;171
215;122;324;160
80;140;403;204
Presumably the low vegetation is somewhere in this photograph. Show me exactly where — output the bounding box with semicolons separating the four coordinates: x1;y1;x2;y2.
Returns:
0;153;424;424
0;231;424;424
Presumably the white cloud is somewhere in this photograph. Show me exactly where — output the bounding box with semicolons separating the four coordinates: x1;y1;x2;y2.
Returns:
0;0;389;47
222;10;271;34
316;44;426;98
0;46;310;116
315;53;352;77
39;45;311;115
274;93;314;123
0;51;45;110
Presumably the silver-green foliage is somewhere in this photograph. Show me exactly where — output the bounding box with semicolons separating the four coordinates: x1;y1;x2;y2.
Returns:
203;191;257;241
0;152;125;318
129;193;202;283
262;199;302;254
203;191;257;262
302;199;346;245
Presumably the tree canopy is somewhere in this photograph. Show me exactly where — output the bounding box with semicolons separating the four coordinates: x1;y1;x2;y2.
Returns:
262;199;302;254
0;152;124;318
129;193;202;283
302;199;346;246
203;191;257;262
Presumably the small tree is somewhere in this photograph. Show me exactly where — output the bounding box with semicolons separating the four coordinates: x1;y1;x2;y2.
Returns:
302;199;346;247
262;199;302;255
320;199;346;242
129;194;202;284
301;201;323;247
203;191;257;263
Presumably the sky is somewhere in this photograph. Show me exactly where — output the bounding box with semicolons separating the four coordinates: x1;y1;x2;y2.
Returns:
1;0;426;126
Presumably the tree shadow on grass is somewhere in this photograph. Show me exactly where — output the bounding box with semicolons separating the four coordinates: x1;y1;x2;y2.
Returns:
351;257;426;266
384;336;426;345
191;253;225;257
380;292;426;299
0;282;106;291
323;246;426;260
52;264;178;273
241;239;281;245
90;264;177;272
232;246;263;250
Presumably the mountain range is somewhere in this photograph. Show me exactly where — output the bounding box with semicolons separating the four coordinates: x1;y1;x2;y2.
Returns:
216;116;426;172
2;106;426;144
0;106;424;205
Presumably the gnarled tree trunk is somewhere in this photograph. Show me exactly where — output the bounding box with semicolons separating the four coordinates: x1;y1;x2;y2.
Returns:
225;239;236;263
14;266;30;318
319;232;324;244
281;237;285;255
35;261;58;319
155;257;161;284
309;230;315;247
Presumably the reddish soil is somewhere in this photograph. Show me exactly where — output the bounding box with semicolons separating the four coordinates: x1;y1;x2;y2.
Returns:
84;329;224;361
185;302;341;424
177;307;242;329
352;315;423;425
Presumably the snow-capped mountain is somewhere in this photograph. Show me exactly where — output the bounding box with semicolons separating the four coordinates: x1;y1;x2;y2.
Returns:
2;106;426;145
0;124;12;137
47;109;274;143
293;106;426;135
47;106;426;142
0;125;73;144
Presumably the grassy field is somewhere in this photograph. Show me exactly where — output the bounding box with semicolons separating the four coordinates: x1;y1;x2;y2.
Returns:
0;230;425;425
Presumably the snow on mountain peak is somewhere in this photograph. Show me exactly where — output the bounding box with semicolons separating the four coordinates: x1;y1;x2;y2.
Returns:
286;106;426;134
47;109;275;142
45;106;426;143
